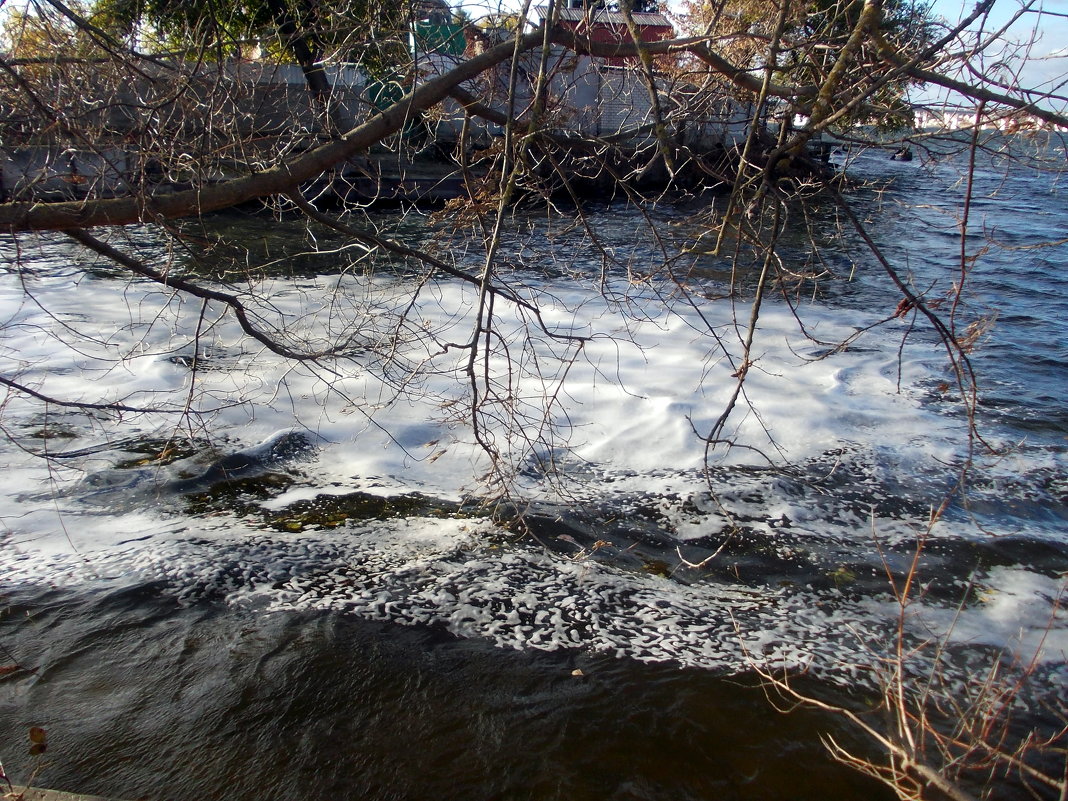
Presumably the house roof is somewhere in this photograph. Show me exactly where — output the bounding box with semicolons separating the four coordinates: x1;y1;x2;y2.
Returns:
532;5;673;28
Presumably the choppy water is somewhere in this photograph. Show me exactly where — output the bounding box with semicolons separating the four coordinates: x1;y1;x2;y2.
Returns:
1;135;1066;800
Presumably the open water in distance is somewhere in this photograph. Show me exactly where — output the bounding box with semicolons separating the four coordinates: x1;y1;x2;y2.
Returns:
0;137;1066;800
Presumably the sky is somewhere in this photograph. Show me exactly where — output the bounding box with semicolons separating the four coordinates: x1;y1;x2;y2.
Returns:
926;0;1068;101
898;0;1068;111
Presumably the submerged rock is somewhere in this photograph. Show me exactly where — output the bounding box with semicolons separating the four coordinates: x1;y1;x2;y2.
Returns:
71;429;321;505
168;430;320;494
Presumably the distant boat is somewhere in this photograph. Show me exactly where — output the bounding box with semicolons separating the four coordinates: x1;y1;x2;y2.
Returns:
891;146;914;161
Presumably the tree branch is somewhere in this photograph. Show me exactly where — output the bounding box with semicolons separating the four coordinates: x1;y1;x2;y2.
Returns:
0;30;548;231
64;227;349;360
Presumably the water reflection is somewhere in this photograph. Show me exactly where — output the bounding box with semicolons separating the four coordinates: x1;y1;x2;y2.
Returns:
1;584;894;801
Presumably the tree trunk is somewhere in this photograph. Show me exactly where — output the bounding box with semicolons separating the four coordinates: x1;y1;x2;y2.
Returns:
262;0;356;136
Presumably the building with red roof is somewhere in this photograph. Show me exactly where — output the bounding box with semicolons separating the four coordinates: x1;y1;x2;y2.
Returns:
532;4;674;67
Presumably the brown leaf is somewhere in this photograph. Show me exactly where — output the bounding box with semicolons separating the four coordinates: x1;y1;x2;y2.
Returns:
0;666;20;676
28;727;47;744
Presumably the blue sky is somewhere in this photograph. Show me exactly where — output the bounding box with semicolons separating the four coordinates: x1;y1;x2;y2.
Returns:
917;0;1068;108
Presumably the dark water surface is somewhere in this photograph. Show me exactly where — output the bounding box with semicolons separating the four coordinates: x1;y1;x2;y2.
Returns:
3;582;891;801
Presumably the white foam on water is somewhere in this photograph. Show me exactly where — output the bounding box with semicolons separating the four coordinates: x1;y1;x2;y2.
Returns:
0;229;1061;693
0;511;907;680
912;568;1068;665
6;507;1056;702
2;230;965;496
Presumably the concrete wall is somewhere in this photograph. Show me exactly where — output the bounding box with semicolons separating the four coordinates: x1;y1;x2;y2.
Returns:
0;59;371;144
1;146;134;200
0;60;375;200
541;48;743;149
